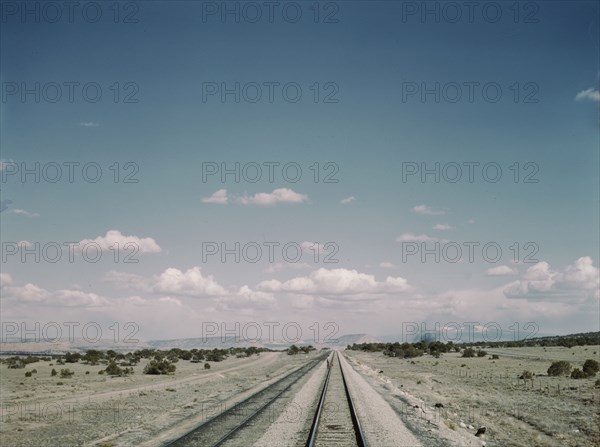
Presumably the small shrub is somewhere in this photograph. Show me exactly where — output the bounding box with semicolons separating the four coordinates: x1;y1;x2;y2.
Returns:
51;368;57;377
492;354;499;360
594;379;600;388
25;371;32;377
582;359;599;377
86;371;90;375
477;350;487;357
462;348;475;358
571;368;586;379
547;361;572;377
144;359;176;375
60;368;74;378
520;370;534;380
204;362;211;370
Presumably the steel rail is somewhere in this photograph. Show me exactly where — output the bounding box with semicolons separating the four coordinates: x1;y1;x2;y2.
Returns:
305;352;368;447
165;354;327;447
338;352;368;447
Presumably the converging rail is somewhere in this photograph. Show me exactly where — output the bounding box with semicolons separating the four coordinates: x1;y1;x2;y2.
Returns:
165;354;327;447
306;352;367;447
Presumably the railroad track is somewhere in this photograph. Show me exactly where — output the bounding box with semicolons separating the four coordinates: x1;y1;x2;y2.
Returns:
306;351;367;447
165;354;327;447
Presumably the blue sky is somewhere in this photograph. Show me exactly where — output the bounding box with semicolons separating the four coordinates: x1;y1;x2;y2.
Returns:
1;1;599;341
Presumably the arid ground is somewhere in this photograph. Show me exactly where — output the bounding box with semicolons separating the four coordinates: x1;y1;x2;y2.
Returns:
344;345;600;447
1;346;599;446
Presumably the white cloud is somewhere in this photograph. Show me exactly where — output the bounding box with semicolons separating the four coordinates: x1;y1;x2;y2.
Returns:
0;273;13;287
202;189;228;205
51;289;108;307
153;266;227;297
412;204;444;215
237;188;308;206
467;219;475;224
575;88;600;102
80;121;100;127
5;283;49;302
433;224;453;230
222;285;276;309
2;282;108;307
341;196;355;204
78;230;161;254
379;262;398;269
486;265;516;276
396;233;438;242
257;268;411;296
8;209;39;218
561;256;599;291
503;257;599;300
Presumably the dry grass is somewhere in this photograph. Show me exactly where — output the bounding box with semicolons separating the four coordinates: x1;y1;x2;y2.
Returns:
346;345;600;447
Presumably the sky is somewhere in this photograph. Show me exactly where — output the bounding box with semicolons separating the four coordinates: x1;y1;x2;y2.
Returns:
1;0;599;344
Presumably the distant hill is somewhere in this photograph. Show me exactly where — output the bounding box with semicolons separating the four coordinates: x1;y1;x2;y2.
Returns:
3;331;597;355
146;333;381;350
0;333;382;354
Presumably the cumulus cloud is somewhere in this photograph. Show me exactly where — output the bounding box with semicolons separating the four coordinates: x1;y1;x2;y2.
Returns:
202;189;228;204
237;188;308;206
78;230;161;254
80;121;100;127
221;285;276;309
396;233;438;242
503;257;599;300
341;196;355;204
433;224;453;230
412;204;444;215
486;265;516;276
4;283;48;302
561;257;599;291
575;88;600;102
257;268;411;297
153;266;227;297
